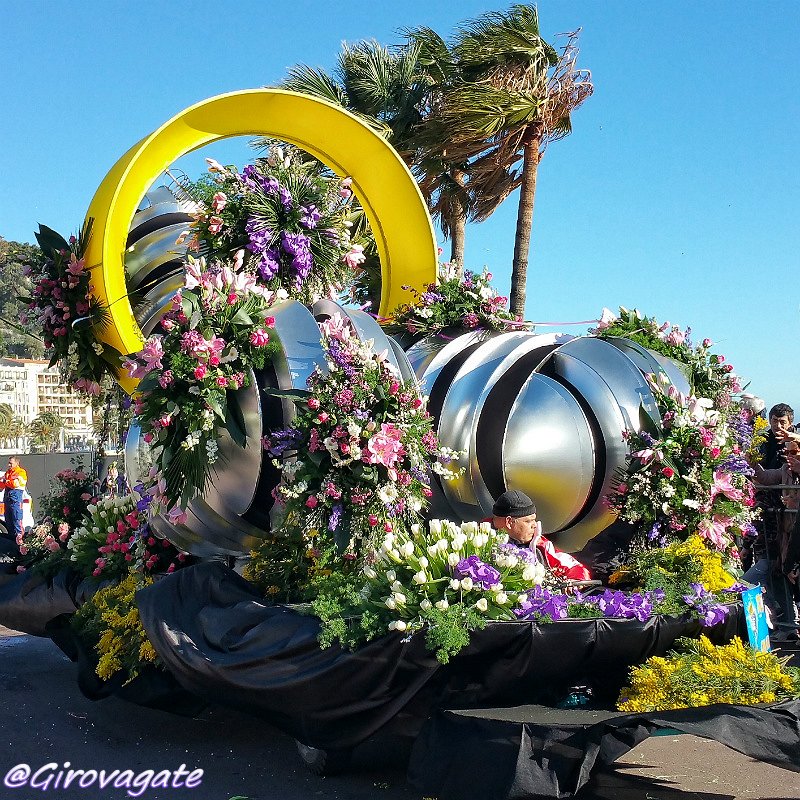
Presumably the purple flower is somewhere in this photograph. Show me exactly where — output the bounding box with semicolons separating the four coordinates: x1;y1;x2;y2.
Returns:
299;204;321;229
454;555;501;590
280;231;313;280
266;428;302;457
246;216;271;254
514;585;569;621
495;542;537;565
328;503;343;532
257;248;281;281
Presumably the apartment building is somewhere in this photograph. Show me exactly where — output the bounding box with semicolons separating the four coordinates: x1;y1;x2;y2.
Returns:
0;358;94;449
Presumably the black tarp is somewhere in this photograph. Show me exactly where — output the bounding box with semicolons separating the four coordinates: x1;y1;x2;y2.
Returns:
136;562;744;750
408;700;800;800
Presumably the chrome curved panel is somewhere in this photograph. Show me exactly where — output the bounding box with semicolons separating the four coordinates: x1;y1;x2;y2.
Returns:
135;275;185;333
201;368;263;515
405;330;491;395
503;373;595;533
387;335;416;383
126;224;191;288
268;299;327;426
131;187;198;226
436;332;533;519
604;337;691;399
537;337;657;551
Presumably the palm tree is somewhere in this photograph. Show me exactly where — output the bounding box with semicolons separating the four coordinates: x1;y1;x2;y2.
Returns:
280;36;487;264
0;403;13;434
432;5;593;316
28;411;65;452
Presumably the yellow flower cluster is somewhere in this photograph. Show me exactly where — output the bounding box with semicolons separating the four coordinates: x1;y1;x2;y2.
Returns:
86;574;159;683
674;534;737;592
618;635;800;712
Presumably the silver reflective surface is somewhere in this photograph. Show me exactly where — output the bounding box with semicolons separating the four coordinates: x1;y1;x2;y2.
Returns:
503;372;595;533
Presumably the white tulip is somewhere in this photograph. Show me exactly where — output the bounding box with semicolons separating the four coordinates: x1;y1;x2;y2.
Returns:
460;577;474;592
393;593;407;605
385;597;397;609
495;592;508;605
418;556;428;568
429;520;442;536
388;619;407;632
391;580;404;592
363;566;377;579
420;599;432;611
413;571;427;584
475;598;488;612
448;553;461;566
386;570;396;582
435;599;449;611
449;578;461;590
400;541;415;557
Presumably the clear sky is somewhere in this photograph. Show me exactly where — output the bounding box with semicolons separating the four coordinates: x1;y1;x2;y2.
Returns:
2;1;798;413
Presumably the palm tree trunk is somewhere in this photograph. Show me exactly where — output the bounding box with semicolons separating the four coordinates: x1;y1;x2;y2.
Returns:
510;134;541;318
449;212;466;265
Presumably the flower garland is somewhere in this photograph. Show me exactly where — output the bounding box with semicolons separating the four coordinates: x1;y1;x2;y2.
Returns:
262;314;460;555
608;374;757;558
23;222;122;396
383;262;525;338
67;494;187;580
591;306;740;407
71;574;161;683
183;149;367;305
617;635;800;712
124;256;278;518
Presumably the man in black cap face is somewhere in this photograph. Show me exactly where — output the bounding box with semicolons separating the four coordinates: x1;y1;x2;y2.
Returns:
491;490;592;582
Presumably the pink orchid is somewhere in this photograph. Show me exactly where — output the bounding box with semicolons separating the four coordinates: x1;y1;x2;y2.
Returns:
250;328;270;347
167;504;189;526
184;259;204;290
140;337;164;372
365;423;406;468
339;177;353;198
207;216;224;235
211;191;228;213
710;471;743;502
697;515;733;550
67;254;86;277
632;448;663;464
594;307;617;331
344;244;366;270
123;358;150;380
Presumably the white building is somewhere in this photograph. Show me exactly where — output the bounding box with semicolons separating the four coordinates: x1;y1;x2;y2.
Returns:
0;358;94;451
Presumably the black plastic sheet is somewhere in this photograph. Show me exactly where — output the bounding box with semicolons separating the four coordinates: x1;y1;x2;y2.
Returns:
136;562;744;749
0;568;96;636
408;700;800;800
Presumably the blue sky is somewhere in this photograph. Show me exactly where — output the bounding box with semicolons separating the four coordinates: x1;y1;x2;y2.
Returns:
2;1;798;413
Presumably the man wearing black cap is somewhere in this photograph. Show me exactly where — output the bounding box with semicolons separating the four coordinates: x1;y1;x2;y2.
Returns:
491;490;592;582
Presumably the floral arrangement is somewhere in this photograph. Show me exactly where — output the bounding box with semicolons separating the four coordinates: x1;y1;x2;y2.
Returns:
608;373;757;559
67;494;187;581
591;306;741;407
383;262;525;339
261;314;460;561
182;149;367;305
124;256;278;516
15;464;100;576
617;635;800;712
23;222;122;396
308;519;548;663
71;574;161;683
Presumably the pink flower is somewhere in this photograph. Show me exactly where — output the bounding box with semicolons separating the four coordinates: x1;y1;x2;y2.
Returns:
16;565;26;573
194;364;207;380
211;191;227;213
143;432;154;443
264;316;275;327
339;177;353;198
216;376;228;388
365;423;406;468
697;515;732;550
158;414;172;428
702;338;713;348
661;467;675;478
616;483;628;494
316;412;330;424
57;522;69;535
384;522;393;533
344;244;366;270
368;515;378;526
167;504;189;526
594;307;617;331
159;370;174;388
207;216;224;235
249;328;270;347
227;292;238;305
161;317;175;331
80;493;91;501
307;398;320;410
305;496;319;509
711;471;742;502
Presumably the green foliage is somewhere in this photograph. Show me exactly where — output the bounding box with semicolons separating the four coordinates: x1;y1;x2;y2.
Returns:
422;604;486;664
0;237;45;358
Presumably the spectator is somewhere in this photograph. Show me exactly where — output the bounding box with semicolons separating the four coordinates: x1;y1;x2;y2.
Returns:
2;456;28;540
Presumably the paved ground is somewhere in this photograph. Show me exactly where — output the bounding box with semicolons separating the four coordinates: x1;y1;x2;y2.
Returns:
0;625;797;800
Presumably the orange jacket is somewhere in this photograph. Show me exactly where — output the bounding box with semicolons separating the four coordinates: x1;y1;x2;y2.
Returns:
4;466;27;490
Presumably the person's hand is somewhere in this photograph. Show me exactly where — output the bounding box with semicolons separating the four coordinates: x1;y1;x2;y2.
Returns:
776;428;800;445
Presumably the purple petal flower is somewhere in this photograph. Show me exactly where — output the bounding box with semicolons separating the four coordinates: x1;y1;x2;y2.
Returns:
454;555;501;590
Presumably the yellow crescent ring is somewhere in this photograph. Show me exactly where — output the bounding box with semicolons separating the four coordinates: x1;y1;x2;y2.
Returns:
83;89;438;393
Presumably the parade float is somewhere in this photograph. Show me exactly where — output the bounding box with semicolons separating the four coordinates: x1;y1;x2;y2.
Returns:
1;90;798;799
